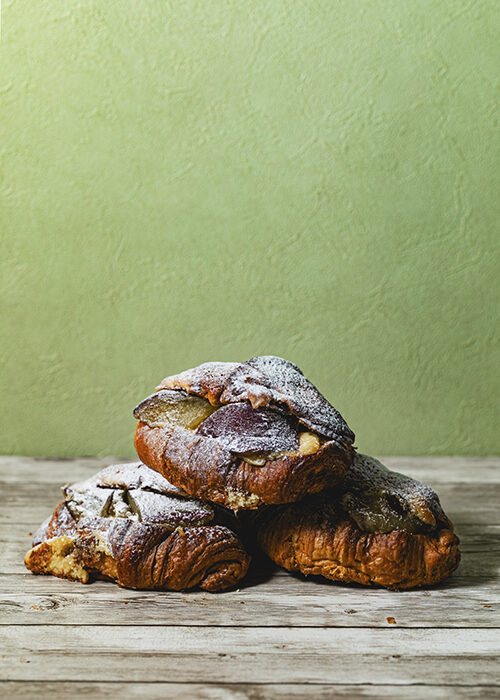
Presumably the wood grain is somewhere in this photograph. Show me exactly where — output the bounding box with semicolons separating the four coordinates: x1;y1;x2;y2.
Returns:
2;682;499;699
2;524;499;628
1;625;499;685
1;457;499;694
1;578;497;628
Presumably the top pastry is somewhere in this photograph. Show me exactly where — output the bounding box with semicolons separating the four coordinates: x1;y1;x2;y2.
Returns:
134;356;354;510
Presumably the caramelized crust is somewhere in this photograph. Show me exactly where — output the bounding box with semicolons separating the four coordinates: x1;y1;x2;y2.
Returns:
157;361;239;405
25;464;250;592
157;356;354;442
135;356;354;509
254;456;460;590
220;356;354;443
134;422;351;510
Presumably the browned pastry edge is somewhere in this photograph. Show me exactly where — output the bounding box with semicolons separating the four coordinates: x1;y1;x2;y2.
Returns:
134;421;352;510
156;357;354;444
157;361;239;405
25;501;250;593
254;500;460;590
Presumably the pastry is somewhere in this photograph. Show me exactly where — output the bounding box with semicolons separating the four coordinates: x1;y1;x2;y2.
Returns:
254;453;460;589
25;462;250;592
133;356;354;510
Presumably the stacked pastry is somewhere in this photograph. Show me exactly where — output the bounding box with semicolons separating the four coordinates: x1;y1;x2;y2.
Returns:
24;463;251;592
25;356;460;591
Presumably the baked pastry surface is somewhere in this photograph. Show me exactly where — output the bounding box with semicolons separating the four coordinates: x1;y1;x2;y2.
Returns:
254;454;460;590
24;462;250;592
134;356;354;510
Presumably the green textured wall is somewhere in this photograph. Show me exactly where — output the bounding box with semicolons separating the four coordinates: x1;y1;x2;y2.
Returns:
1;1;499;457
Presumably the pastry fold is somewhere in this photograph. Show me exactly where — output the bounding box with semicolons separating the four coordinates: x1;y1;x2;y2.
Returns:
134;356;354;510
25;462;250;592
254;454;460;590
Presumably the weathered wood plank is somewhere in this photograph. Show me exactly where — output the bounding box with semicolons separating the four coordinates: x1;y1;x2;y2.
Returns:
3;524;500;628
2;458;498;630
1;458;498;691
1;682;499;700
1;626;498;685
1;569;498;628
0;456;129;486
381;457;500;484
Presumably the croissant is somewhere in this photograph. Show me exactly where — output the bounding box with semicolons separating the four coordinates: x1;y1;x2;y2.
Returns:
134;355;354;510
254;454;460;589
24;462;250;592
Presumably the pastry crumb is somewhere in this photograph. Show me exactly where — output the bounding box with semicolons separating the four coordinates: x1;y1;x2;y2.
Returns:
225;488;261;510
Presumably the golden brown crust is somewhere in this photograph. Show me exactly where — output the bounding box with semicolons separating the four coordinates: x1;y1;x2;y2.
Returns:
157;361;239;406
255;502;459;590
219;356;355;443
134;421;352;510
135;356;354;509
156;357;354;443
253;460;461;590
25;465;250;592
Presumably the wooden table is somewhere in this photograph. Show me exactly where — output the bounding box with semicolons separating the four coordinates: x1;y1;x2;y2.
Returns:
1;456;499;698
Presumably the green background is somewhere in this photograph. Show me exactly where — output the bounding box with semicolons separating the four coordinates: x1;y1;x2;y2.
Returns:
1;1;498;457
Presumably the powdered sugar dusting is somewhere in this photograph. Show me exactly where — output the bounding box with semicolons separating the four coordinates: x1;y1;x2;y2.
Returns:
197;403;298;453
220;356;354;443
157;361;239;403
128;488;214;527
145;356;354;443
340;453;447;533
94;462;189;497
63;462;214;530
